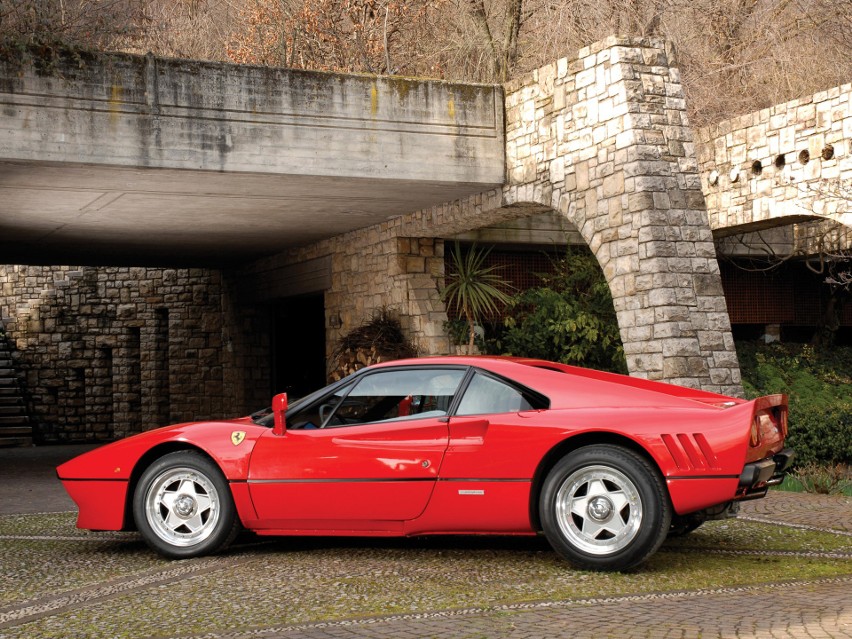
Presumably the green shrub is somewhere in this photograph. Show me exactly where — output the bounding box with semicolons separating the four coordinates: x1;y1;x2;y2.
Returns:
737;341;852;465
791;462;852;495
786;404;852;465
489;247;627;374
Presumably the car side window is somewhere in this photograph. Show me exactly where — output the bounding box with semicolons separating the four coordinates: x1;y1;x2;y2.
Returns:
320;368;465;428
455;372;533;416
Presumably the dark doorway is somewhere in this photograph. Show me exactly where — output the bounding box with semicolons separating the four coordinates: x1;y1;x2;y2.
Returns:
270;294;327;399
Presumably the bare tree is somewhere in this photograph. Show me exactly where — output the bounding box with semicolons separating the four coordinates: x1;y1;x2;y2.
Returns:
125;0;240;61
0;0;150;50
464;0;523;81
3;0;850;141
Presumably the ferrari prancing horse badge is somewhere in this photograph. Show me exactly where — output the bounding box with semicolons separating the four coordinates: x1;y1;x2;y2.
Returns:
231;431;246;446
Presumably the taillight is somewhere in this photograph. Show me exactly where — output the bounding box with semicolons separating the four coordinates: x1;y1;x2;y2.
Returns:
749;417;760;447
750;395;789;448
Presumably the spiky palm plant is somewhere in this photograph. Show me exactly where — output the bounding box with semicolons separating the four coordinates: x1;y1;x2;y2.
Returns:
441;242;513;354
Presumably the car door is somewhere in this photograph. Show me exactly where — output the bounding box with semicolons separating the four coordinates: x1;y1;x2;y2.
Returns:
408;369;550;533
248;366;466;528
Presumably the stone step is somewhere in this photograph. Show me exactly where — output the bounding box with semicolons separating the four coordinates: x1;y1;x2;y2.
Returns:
0;387;20;396
0;377;18;387
0;415;29;425
0;436;33;448
0;405;26;416
0;426;32;436
0;396;23;405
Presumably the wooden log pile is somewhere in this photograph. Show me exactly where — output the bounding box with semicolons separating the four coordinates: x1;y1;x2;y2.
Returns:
330;309;418;381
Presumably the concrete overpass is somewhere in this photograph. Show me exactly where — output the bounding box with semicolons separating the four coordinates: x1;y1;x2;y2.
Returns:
0;51;504;266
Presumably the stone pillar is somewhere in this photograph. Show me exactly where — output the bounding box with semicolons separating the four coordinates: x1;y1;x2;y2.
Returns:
504;37;741;395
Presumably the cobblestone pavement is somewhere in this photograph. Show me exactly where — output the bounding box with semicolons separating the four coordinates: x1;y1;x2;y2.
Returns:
203;488;852;639
740;489;852;533
224;577;852;639
0;447;851;639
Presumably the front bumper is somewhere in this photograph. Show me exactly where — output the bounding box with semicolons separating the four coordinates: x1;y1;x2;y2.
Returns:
737;447;795;500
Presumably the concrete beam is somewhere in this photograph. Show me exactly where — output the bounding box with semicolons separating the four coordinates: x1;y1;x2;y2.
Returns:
0;50;504;266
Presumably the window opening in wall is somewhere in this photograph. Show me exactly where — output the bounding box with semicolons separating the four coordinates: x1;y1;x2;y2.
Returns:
127;327;142;431
822;144;834;161
774;154;786;169
154;308;170;425
751;160;763;176
87;351;114;439
271;293;326;399
798;149;810;165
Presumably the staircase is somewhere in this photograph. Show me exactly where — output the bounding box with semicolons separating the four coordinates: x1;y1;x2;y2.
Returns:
0;332;32;447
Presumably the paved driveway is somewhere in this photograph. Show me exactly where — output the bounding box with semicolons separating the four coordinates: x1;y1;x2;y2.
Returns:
1;446;851;639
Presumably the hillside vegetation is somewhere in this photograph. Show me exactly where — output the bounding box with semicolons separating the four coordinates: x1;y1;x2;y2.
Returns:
2;0;851;126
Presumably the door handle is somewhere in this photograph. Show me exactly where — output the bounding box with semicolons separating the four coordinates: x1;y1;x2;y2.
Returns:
449;418;489;445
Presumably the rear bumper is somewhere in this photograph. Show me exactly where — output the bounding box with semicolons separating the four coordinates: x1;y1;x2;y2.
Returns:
736;447;795;500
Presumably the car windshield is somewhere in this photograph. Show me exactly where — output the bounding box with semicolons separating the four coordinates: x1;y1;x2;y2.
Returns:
290;368;466;429
251;373;356;427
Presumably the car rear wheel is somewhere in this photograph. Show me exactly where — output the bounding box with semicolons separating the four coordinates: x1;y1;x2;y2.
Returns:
540;445;671;571
133;451;240;559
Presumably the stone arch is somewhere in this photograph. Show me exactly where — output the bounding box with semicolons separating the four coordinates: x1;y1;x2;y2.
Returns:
498;36;741;396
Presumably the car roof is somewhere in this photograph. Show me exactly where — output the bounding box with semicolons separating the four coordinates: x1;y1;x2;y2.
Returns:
369;355;741;408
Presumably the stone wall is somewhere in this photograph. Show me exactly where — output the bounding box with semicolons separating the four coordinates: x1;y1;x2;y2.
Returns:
696;83;852;235
241;193;555;365
0;266;269;441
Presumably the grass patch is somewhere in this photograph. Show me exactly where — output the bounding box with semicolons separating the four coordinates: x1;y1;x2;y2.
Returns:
665;519;852;553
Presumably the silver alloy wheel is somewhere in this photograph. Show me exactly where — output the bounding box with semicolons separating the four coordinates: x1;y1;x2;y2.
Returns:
554;464;643;555
144;467;220;548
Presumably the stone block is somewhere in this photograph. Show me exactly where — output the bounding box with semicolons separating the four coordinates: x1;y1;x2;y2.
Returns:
602;171;625;197
661;337;700;357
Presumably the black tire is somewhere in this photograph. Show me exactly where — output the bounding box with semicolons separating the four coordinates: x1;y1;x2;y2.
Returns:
133;451;240;559
539;445;671;571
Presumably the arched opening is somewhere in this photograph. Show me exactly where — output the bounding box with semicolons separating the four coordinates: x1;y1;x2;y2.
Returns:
441;209;627;373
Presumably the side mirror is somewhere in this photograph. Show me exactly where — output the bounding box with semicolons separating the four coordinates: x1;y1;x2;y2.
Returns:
272;392;288;436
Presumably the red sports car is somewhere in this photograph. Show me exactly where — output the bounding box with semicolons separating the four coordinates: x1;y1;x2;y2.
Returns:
57;356;792;571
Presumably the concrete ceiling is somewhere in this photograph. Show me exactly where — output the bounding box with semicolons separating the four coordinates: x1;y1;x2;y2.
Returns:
0;160;496;267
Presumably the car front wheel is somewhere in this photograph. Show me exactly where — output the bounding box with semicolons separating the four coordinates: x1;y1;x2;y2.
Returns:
133;451;240;558
540;445;671;571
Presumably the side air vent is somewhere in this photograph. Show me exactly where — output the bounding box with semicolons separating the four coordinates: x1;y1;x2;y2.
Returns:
661;433;719;471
